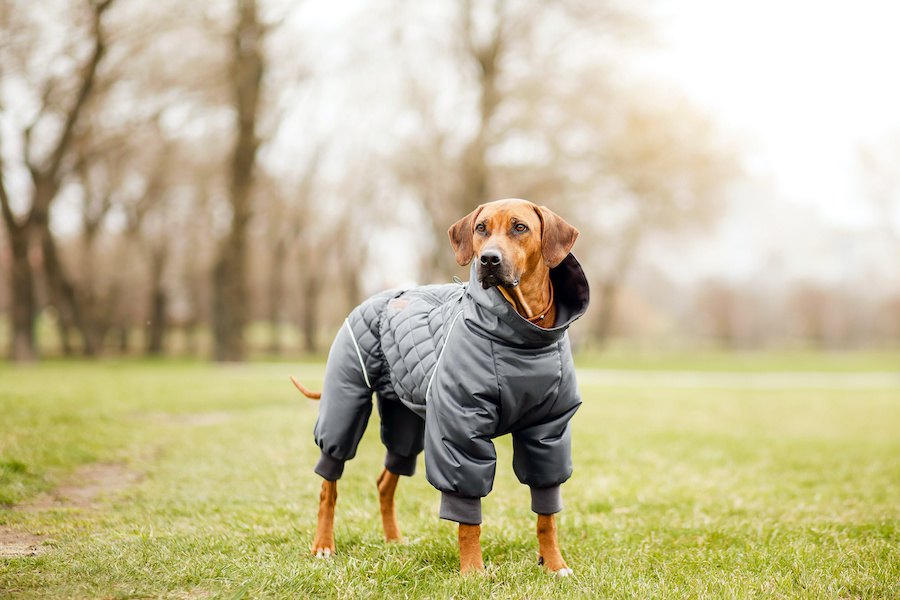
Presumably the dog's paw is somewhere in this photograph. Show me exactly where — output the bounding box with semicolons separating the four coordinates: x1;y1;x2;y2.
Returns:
311;536;335;558
538;554;572;576
460;561;486;575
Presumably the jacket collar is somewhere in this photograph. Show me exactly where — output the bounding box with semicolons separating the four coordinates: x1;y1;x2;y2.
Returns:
461;253;590;348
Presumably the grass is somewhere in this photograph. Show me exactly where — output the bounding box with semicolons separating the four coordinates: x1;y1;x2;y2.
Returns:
0;356;898;598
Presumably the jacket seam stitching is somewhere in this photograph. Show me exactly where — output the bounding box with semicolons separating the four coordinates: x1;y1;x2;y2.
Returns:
424;309;464;404
344;318;372;389
489;340;501;413
556;340;564;399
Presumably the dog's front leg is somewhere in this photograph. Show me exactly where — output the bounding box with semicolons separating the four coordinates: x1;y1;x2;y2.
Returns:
537;514;572;576
458;524;484;573
311;480;337;557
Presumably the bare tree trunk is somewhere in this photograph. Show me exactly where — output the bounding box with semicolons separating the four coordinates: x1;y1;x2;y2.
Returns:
267;236;286;354
184;271;202;357
330;213;367;312
592;279;618;347
0;0;115;361
146;290;167;355
116;324;130;354
342;269;363;313
300;269;320;354
0;149;38;361
106;236;138;357
30;179;78;356
85;287;118;354
145;250;167;355
79;229;102;355
184;320;198;356
593;225;643;348
39;222;96;356
3;224;37;361
212;246;245;360
49;286;76;357
212;0;263;362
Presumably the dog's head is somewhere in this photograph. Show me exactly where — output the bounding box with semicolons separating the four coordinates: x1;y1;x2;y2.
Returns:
448;199;578;289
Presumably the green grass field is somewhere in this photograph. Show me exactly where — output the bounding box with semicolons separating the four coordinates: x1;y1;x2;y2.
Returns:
1;356;898;598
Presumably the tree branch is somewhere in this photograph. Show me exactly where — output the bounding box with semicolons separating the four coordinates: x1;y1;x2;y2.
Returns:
22;80;55;173
258;0;302;37
0;148;19;231
40;0;117;187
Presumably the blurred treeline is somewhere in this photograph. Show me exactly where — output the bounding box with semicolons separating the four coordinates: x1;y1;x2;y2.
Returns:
0;0;898;362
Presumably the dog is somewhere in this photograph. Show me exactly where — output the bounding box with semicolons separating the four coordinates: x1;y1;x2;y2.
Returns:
291;198;590;575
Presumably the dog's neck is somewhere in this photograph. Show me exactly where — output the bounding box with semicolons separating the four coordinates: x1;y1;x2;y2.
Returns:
498;268;556;327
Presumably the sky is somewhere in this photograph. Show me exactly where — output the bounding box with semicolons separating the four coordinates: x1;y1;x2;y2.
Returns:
639;0;900;228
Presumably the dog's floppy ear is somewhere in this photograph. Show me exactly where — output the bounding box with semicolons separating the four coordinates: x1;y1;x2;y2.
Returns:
447;205;484;266
536;205;579;268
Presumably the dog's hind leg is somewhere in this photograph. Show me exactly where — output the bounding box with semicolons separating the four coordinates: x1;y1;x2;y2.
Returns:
311;480;337;557
459;524;485;574
374;395;424;543
376;468;402;542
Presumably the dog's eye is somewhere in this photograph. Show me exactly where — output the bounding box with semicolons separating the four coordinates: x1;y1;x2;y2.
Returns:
475;223;486;233
514;223;528;233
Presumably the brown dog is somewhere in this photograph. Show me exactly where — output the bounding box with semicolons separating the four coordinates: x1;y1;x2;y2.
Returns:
292;198;580;575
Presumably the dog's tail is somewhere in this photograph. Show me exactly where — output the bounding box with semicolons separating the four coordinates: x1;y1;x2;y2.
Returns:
290;376;322;400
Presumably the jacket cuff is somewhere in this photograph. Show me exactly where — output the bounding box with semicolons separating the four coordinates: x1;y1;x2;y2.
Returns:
530;485;562;514
314;451;346;481
439;492;482;525
385;451;417;476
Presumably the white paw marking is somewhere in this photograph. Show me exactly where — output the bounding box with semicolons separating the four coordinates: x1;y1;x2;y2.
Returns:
315;548;333;558
555;568;573;577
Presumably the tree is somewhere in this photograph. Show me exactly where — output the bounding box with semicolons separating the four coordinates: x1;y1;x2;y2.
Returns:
389;0;737;346
256;150;320;354
859;134;900;345
859;136;900;246
390;1;651;282
391;0;512;281
211;0;266;362
0;0;118;360
575;92;741;343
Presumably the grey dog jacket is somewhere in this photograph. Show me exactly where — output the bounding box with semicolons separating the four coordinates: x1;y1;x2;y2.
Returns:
312;253;590;525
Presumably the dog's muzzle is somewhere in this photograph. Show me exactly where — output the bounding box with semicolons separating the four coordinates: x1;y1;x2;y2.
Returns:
477;250;518;289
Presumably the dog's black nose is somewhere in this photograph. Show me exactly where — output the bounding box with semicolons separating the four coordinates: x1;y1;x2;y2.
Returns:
479;250;502;267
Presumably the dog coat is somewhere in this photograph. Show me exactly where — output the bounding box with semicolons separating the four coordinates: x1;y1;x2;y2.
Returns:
312;253;590;525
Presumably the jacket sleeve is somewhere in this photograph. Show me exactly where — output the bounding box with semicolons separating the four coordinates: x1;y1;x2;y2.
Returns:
511;402;579;485
424;328;499;525
511;337;582;514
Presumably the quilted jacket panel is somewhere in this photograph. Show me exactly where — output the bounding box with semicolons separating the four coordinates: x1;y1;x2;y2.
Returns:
378;284;465;411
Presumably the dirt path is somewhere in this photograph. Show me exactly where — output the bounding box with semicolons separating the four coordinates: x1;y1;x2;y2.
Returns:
0;525;45;558
2;462;143;558
1;411;230;560
18;462;142;511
